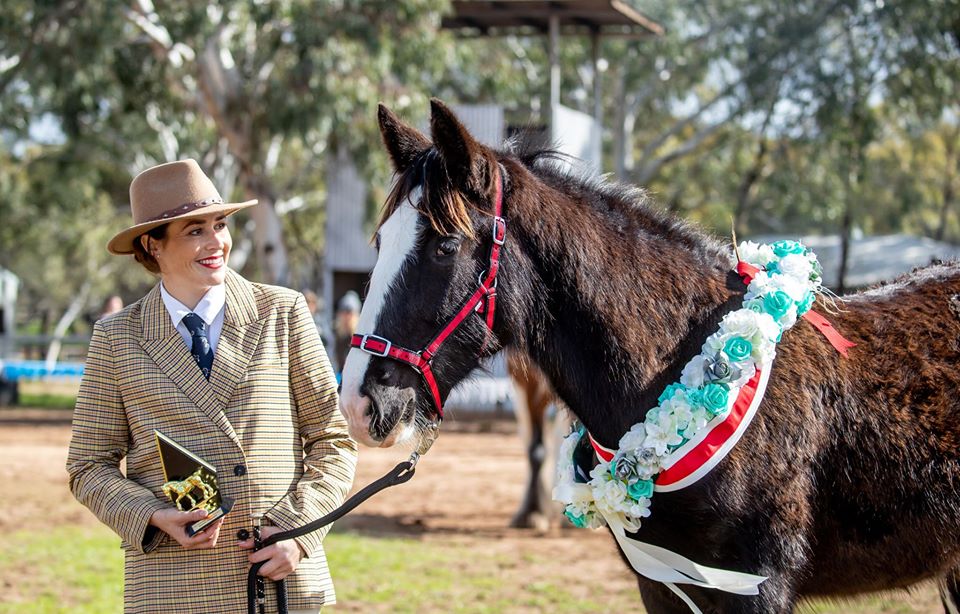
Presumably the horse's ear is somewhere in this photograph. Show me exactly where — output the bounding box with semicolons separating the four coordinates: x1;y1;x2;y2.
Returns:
429;98;489;187
378;103;431;172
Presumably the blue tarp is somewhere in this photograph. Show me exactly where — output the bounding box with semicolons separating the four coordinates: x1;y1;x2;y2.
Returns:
1;360;85;381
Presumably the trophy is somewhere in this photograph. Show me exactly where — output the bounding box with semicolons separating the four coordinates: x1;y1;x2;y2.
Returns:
155;430;234;536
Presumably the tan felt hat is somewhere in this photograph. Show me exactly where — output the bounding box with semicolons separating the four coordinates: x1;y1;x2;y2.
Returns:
107;159;257;255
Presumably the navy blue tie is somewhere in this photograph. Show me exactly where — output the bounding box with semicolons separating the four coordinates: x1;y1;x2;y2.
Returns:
182;313;213;379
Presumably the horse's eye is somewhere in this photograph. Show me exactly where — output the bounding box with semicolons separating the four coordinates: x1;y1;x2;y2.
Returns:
436;237;460;257
375;233;381;252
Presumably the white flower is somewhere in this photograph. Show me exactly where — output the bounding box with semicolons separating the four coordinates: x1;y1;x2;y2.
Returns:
704;331;732;356
719;309;762;338
681;407;712;439
662;395;693;431
643;418;683;456
738;241;776;266
553;481;593;506
618;423;647;453
755;313;782;341
778;253;813;281
680;355;708;388
744;271;771;300
731;361;757;388
627;498;652;520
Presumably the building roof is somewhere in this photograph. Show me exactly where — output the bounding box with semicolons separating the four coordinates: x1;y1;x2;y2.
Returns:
441;0;664;36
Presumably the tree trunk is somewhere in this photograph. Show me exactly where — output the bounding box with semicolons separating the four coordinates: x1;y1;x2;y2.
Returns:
45;280;91;369
243;173;289;286
935;129;958;242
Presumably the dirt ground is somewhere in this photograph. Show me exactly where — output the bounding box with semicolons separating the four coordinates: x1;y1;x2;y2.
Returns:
0;414;942;612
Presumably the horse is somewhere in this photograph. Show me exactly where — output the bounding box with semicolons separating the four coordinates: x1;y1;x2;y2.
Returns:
338;99;960;613
506;352;567;529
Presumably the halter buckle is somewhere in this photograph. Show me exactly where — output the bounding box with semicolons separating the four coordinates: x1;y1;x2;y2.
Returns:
359;334;392;358
492;216;506;246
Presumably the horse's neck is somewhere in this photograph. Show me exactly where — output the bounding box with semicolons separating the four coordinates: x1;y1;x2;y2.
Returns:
508;178;740;445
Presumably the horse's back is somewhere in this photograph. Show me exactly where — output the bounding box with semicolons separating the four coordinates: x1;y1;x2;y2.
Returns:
761;261;960;593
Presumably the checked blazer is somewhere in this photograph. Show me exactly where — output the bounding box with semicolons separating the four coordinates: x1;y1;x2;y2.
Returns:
67;270;358;613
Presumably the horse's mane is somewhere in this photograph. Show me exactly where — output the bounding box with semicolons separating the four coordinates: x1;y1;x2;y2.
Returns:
379;141;728;267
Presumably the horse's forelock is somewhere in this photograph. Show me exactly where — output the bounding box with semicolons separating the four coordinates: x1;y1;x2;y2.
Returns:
378;150;480;240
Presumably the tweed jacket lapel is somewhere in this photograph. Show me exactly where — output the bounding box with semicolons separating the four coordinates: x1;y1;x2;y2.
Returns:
209;270;265;415
137;275;259;449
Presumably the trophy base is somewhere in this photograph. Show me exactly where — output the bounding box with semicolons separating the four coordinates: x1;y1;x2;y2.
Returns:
187;497;235;537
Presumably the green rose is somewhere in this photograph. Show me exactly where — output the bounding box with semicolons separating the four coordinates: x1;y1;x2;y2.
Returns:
564;508;589;528
723;336;753;362
772;240;805;257
657;382;686;404
627;479;654;501
797;291;816;315
701;383;730;416
762;290;793;321
765;261;780;275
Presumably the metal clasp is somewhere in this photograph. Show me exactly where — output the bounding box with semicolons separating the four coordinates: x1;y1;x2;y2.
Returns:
360;334;392;358
492;216;506;246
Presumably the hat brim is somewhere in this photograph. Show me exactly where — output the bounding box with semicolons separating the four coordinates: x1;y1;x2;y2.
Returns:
107;199;258;255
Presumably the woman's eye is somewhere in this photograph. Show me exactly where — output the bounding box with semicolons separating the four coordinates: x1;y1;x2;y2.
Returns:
436;238;459;257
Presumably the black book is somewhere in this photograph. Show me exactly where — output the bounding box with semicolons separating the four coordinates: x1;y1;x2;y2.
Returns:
154;430;234;537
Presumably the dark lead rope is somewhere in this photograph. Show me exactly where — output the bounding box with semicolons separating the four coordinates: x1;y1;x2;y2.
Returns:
246;454;420;614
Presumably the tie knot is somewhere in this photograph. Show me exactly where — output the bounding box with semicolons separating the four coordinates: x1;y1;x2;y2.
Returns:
182;313;207;337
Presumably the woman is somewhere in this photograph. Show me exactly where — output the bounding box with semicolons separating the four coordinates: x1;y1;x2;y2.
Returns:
67;159;357;613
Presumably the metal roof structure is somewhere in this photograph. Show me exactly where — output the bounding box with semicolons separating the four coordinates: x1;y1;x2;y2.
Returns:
442;1;663;37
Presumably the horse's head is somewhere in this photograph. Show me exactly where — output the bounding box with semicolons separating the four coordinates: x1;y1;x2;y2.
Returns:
339;99;510;448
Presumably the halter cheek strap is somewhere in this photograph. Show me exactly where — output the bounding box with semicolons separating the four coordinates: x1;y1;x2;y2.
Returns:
352;167;506;419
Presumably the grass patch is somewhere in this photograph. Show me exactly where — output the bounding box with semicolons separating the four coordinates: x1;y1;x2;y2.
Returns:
15;392;76;410
0;523;940;613
324;530;639;613
0;524;123;613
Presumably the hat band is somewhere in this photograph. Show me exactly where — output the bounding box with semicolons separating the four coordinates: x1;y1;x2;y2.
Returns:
144;197;225;223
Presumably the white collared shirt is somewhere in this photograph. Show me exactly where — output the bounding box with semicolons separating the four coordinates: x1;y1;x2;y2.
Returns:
159;282;226;354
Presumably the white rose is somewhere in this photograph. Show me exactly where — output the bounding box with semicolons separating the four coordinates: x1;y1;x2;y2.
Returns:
719;309;762;338
738;241;776;266
618;423;647;453
778;253;813;281
681;355;707;388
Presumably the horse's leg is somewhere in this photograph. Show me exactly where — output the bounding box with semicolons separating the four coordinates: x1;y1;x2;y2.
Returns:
508;354;548;529
940;567;960;614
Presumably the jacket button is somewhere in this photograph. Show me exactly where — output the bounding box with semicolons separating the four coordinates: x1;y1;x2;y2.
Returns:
237;529;250;541
234;464;246;477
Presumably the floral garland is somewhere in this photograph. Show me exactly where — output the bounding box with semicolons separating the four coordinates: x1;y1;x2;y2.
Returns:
553;240;823;532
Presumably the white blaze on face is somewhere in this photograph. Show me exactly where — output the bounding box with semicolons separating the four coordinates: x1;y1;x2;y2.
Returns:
339;193;421;443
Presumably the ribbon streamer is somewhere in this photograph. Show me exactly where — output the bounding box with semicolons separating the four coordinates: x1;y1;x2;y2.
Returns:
604;514;767;613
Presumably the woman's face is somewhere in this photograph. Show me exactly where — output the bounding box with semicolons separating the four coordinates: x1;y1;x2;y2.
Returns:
150;212;232;291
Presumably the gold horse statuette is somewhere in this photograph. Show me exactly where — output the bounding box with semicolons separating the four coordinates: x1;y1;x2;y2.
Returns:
162;468;216;512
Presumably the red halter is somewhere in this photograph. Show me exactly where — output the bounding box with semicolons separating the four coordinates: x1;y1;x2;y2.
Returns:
351;169;506;419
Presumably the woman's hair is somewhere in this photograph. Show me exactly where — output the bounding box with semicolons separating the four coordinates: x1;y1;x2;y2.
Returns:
131;224;169;274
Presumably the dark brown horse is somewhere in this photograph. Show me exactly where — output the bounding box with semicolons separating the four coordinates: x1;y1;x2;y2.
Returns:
338;99;960;613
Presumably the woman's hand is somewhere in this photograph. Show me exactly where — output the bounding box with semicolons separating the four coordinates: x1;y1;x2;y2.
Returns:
149;508;224;550
238;526;304;581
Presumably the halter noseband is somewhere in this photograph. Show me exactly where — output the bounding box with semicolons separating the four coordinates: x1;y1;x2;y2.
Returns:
351;167;506;420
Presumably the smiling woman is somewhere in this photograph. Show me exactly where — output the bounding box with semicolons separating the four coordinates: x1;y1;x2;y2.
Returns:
66;159;358;613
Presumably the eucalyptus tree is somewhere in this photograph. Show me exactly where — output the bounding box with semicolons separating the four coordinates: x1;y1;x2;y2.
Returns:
1;0;451;287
